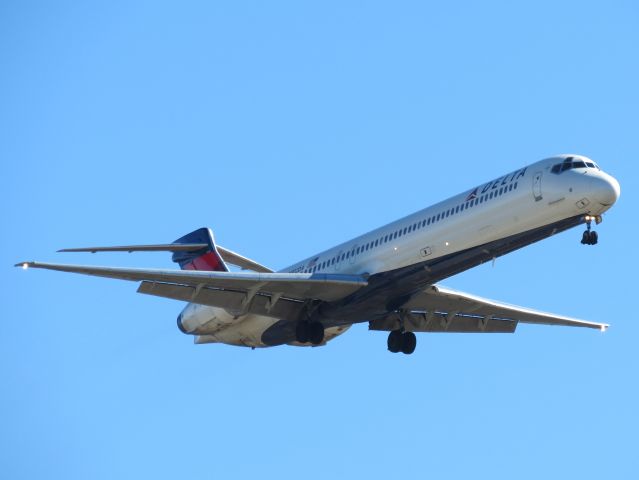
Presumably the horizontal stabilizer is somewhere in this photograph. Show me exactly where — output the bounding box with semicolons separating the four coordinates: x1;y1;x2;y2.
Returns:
58;244;208;253
215;246;274;273
58;242;273;273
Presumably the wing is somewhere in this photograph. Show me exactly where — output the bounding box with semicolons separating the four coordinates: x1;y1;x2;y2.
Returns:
16;262;367;306
369;284;608;333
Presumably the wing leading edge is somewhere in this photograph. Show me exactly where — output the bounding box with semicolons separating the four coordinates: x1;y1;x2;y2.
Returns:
16;261;367;302
369;284;608;333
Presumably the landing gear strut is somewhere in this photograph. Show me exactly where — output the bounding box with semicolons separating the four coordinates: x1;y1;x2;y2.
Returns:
295;321;325;345
387;330;417;355
581;216;599;245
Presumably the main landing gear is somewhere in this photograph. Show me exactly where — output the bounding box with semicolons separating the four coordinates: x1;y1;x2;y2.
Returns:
581;215;599;245
387;330;417;355
295;321;325;345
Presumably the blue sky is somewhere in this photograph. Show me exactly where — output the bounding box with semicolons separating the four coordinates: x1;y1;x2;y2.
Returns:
2;1;638;478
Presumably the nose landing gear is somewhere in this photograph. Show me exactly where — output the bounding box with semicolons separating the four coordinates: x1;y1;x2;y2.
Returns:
581;216;600;245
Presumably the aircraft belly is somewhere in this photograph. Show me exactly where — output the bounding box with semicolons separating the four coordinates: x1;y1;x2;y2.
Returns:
315;213;587;326
195;314;280;348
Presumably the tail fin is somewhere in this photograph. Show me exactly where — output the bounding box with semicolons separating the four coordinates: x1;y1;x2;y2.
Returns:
171;228;229;272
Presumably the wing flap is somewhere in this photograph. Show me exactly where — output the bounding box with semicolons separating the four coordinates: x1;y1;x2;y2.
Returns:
369;312;517;333
395;284;608;331
138;281;304;319
18;261;366;302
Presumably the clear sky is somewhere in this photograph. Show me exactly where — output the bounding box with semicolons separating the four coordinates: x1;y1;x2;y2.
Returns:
2;1;638;479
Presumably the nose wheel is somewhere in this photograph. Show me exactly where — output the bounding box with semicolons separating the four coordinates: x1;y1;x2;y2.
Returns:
581;216;599;245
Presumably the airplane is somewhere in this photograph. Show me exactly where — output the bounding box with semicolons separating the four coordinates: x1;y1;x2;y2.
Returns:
16;154;620;354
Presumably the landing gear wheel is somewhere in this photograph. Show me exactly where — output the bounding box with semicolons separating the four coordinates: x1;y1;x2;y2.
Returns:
308;322;325;345
387;330;417;354
581;217;599;245
401;332;417;355
387;330;403;353
295;322;310;343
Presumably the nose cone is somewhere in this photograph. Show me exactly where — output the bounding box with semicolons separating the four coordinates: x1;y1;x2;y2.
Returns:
590;173;620;206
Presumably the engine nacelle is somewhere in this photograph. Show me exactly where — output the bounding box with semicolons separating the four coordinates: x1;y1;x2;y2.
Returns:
178;303;352;349
177;303;235;335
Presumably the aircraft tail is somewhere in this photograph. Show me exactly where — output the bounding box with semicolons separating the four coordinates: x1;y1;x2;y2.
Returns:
171;227;229;272
55;227;272;273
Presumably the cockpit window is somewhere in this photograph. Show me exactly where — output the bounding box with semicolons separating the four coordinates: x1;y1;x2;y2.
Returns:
551;158;599;174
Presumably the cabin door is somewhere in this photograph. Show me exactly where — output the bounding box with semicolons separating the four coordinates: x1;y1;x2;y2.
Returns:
532;172;543;201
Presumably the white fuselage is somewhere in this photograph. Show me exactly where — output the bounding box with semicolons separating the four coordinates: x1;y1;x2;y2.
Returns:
181;155;620;347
